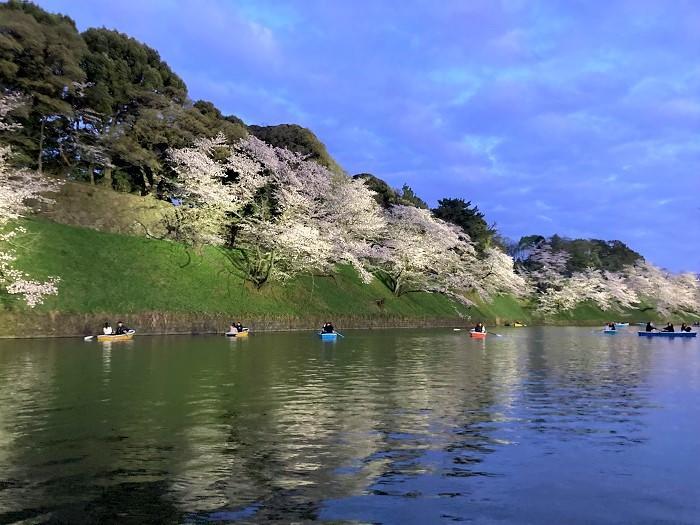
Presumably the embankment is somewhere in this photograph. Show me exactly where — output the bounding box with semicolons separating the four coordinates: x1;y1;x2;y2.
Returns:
4;218;488;337
1;210;673;338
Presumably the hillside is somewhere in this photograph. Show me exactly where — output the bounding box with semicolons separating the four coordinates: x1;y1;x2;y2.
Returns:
2;214;683;338
2;218;482;336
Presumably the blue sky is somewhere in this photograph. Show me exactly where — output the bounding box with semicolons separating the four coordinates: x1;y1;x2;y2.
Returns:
40;0;700;271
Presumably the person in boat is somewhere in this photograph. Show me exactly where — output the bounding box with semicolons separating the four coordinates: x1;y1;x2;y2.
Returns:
229;322;238;334
645;322;656;332
322;322;335;333
473;322;485;333
680;323;692;333
115;321;130;335
662;323;674;332
606;322;616;330
236;322;245;333
102;322;113;335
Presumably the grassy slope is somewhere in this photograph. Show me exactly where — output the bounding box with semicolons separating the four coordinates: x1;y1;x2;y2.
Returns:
8;218;471;318
8;218;691;325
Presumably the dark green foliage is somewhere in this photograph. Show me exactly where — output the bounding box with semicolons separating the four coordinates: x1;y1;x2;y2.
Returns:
352;174;427;209
518;235;546;249
0;0;87;171
78;28;248;194
353;174;397;208
523;234;643;274
0;4;251;192
432;198;496;253
248;124;343;173
398;184;428;209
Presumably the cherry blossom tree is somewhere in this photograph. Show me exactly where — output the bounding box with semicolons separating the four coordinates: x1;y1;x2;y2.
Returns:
623;262;699;316
316;176;386;283
370;205;467;296
524;243;640;314
169;134;339;287
0;94;61;307
466;247;530;300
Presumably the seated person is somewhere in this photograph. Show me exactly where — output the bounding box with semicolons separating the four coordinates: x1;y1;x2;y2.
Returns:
229;322;238;333
115;321;130;335
662;323;674;332
236;322;245;333
645;322;655;332
323;322;335;333
102;322;113;335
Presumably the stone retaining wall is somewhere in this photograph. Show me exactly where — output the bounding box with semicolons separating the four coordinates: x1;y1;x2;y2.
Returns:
0;311;477;338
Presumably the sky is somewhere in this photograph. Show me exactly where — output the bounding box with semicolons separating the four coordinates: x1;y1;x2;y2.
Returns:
39;0;700;272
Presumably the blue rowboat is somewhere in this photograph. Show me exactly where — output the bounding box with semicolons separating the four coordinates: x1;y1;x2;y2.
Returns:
603;329;619;334
638;331;696;338
318;332;338;340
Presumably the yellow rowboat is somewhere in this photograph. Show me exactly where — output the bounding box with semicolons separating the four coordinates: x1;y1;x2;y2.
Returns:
513;323;527;327
96;331;135;342
225;329;249;337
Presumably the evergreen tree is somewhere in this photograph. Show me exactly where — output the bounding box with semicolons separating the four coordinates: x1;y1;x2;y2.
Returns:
0;0;87;171
433;198;495;254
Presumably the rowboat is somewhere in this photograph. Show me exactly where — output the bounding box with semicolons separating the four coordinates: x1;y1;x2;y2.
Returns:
614;323;629;328
469;330;487;339
225;329;249;337
96;330;135;342
603;329;619;334
638;331;696;338
318;332;338;340
513;323;527;327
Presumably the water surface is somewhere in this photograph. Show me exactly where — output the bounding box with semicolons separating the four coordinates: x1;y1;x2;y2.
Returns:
1;327;699;523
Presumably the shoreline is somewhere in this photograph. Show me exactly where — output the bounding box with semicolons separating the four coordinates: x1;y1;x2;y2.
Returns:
0;311;473;339
0;309;643;339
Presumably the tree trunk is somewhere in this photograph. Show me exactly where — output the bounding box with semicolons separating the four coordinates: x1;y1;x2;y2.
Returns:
101;166;113;188
37;117;45;174
141;168;151;194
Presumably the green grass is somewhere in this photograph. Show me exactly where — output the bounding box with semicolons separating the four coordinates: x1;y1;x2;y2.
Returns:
468;294;532;324
7;218;692;326
7;218;471;318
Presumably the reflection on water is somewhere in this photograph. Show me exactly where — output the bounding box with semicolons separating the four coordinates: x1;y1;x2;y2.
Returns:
1;328;699;523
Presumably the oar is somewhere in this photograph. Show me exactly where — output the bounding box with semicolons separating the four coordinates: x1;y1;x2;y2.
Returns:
84;335;94;341
488;332;504;337
335;331;345;338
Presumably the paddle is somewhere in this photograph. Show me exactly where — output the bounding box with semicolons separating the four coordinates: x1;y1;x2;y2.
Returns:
83;335;94;341
335;332;345;338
